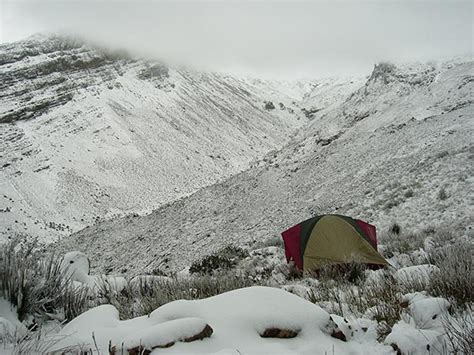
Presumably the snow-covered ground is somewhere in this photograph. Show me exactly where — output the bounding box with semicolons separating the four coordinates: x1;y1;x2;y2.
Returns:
2;229;471;354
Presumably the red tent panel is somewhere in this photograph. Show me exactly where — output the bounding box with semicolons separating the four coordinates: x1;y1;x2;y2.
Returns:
355;219;377;249
281;223;303;269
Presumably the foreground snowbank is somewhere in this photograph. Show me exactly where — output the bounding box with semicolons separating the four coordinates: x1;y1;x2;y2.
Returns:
49;286;392;354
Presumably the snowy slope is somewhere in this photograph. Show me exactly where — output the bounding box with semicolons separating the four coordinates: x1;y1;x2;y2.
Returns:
1;35;360;241
54;59;473;274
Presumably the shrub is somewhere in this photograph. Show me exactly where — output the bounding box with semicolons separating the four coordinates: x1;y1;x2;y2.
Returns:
189;245;249;275
438;187;448;200
390;223;401;235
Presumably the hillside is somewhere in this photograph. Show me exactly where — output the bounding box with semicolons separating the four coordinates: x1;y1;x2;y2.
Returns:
54;59;474;274
0;35;360;241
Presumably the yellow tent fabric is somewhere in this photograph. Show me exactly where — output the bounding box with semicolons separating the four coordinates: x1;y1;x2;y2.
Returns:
303;215;389;271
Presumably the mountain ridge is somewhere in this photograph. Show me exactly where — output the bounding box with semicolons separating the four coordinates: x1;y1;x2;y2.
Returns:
2;35;338;241
52;58;473;274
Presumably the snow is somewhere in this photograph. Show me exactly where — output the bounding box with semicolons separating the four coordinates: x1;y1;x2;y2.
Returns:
0;298;26;353
49;286;393;354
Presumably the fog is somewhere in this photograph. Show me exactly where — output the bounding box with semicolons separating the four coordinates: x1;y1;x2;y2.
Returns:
1;0;472;78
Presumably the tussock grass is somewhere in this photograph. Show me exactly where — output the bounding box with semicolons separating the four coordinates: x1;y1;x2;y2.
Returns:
428;243;473;307
442;307;474;354
1;238;65;321
99;274;258;319
0;237;90;322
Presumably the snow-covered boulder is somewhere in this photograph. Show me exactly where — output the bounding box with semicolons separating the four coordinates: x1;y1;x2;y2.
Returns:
60;251;91;285
400;292;450;330
385;320;446;355
60;251;126;294
385;292;451;354
49;286;393;354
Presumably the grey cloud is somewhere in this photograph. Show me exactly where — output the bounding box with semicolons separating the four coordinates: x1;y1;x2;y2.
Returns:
1;0;472;78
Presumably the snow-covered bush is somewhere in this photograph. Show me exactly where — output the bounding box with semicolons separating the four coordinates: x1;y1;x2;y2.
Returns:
236;246;289;283
380;230;425;258
437;186;448;200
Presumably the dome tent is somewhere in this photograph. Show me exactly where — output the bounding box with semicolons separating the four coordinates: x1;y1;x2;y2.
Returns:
281;214;389;271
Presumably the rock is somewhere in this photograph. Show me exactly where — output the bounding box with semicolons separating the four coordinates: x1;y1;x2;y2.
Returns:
127;346;152;355
390;342;402;355
122;318;212;353
260;327;299;338
264;101;275;110
399;300;409;308
330;329;347;342
321;314;347;341
182;324;213;342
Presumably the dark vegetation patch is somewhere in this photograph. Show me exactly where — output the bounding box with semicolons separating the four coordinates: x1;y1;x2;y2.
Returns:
189;245;249;275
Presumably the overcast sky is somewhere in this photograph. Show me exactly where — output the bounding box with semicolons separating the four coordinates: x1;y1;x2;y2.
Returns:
1;0;472;78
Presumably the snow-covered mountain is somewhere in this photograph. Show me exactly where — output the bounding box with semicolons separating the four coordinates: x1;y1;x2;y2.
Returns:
0;35;359;241
54;58;473;274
